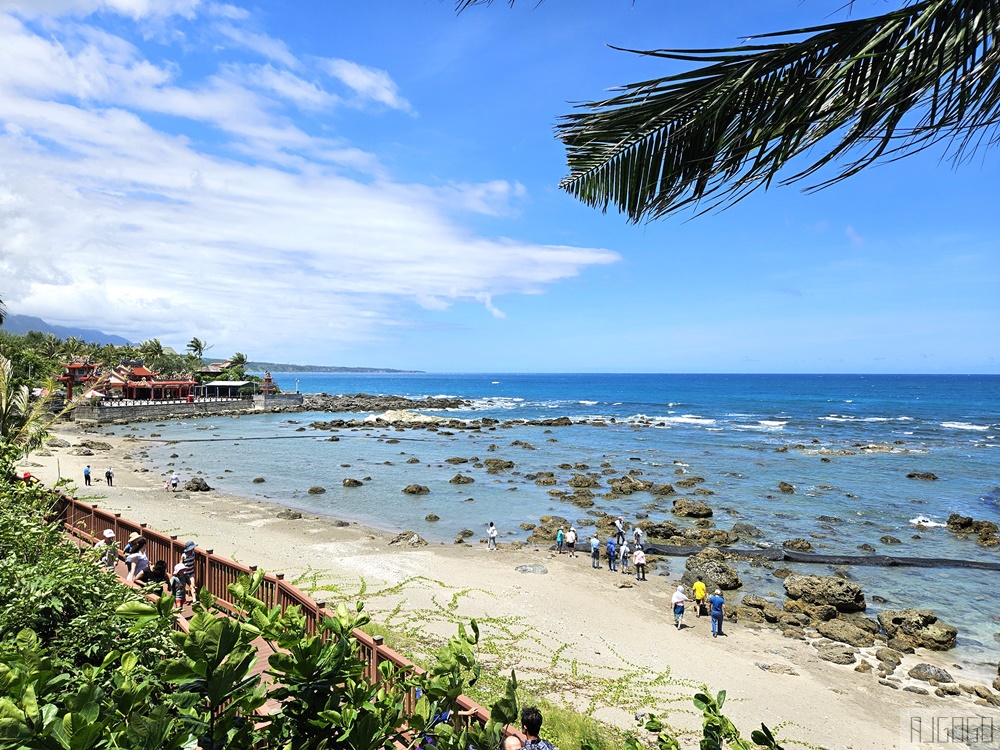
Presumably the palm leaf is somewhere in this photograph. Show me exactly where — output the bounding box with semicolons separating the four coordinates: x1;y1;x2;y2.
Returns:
557;0;1000;220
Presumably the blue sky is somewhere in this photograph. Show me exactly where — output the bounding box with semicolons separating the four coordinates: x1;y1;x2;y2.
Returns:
0;0;997;373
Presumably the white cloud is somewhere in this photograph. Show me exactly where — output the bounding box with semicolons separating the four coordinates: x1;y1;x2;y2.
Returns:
215;22;299;69
0;8;618;359
320;58;412;112
0;0;201;20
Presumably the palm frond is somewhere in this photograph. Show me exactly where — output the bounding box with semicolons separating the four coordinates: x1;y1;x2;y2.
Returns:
557;0;1000;220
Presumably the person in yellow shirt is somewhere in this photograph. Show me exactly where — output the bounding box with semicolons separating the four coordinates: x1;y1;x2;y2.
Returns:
692;577;707;618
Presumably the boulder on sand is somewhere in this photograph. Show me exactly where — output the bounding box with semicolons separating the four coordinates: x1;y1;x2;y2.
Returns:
783;574;866;613
816;619;876;647
184;477;212;492
877;609;958;651
388;531;428;547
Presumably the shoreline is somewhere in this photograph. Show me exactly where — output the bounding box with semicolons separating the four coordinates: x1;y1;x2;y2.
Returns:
19;421;1000;749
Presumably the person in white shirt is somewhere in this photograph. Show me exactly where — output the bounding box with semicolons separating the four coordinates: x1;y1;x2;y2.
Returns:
671;585;690;630
487;521;498;551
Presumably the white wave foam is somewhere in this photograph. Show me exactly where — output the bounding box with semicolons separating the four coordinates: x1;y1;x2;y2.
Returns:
909;515;946;528
819;415;892;423
667;402;683;407
941;421;991;431
579;400;598;405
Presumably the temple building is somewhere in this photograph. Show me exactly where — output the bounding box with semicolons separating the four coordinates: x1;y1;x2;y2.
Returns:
58;359;197;402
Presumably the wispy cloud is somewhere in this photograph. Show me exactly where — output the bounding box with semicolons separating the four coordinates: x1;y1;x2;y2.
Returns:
320;58;413;112
0;4;617;357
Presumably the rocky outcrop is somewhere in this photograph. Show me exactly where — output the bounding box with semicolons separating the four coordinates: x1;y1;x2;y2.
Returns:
449;474;475;484
388;531;428;547
877;609;957;651
307;486;326;494
483;459;514;474
906;472;939;481
444;457;469;465
946;514;1000;547
816;619;876;647
778;481;795;494
607;475;651;494
682;549;742;590
402;484;430;495
782;538;814;552
528;515;569;543
783;574;866;613
908;664;954;683
276;509;302;520
675;476;705;489
731;522;763;539
46;438;71;448
343;478;363;487
184;478;212;492
815;644;858;665
68;448;94;456
650;483;676;496
671;498;713;518
78;440;112;451
303;393;468;412
425;514;440;522
569;474;602;489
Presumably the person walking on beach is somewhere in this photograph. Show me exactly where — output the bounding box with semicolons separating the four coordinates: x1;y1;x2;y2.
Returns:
566;527;577;557
589;534;601;569
620;540;631;575
95;529;117;571
671;585;690;629
83;465;91;486
633;546;647;581
520;707;555;750
487;522;498;551
692;576;707;618
615;517;625;545
556;527;565;554
104;467;114;487
606;536;617;572
633;526;643;548
170;473;180;491
709;589;727;637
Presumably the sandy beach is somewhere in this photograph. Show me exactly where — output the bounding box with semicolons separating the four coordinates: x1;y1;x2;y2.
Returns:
20;422;1000;750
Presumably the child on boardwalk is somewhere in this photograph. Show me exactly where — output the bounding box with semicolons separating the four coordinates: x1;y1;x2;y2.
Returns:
170;563;189;607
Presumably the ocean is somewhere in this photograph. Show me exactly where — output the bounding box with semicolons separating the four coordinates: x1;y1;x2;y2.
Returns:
109;373;1000;674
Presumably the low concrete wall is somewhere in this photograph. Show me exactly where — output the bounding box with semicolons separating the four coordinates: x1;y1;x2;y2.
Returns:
73;399;256;425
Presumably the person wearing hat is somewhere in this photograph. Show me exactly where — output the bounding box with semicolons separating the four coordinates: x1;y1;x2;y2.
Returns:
708;589;727;637
671;585;690;630
555;526;565;554
614;516;625;546
589;534;601;569
125;538;149;582
94;529;117;571
124;531;142;555
169;562;189;608
565;527;577;558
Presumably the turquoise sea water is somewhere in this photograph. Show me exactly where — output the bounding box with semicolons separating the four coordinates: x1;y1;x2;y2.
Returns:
110;373;1000;675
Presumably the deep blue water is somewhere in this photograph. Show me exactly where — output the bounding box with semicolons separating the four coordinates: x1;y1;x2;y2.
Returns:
109;373;1000;673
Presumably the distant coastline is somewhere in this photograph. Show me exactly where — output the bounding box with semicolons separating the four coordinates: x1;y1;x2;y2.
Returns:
227;360;422;374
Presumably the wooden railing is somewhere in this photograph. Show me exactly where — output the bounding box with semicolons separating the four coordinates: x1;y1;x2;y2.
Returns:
54;492;491;727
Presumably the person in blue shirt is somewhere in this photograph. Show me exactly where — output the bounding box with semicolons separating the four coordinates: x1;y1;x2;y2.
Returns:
708;589;727;637
606;537;617;572
520;706;555;750
556;527;565;554
589;535;601;569
83;465;91;486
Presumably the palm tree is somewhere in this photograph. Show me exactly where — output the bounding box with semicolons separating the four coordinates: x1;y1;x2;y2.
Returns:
460;0;1000;220
229;352;248;369
0;296;6;326
0;356;81;476
187;337;211;359
140;338;164;363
